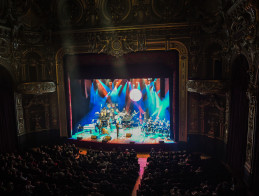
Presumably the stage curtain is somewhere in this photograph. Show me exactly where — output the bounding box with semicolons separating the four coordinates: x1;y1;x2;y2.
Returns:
252;88;259;194
0;89;17;153
227;56;249;178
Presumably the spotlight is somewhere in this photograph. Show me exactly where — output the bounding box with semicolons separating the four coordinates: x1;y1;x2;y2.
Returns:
129;89;142;102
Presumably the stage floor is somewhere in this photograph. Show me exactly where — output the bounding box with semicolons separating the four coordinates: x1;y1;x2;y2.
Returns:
71;126;174;144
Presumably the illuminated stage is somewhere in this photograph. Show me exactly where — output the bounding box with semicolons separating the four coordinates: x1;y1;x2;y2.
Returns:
71;126;174;144
67;77;176;145
64;52;179;148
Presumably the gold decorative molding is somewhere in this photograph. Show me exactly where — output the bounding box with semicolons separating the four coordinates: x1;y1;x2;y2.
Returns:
15;93;25;136
187;80;228;94
244;83;257;173
17;82;56;94
55;38;188;141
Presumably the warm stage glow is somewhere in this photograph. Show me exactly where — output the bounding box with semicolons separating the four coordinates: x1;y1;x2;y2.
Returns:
130;89;142;102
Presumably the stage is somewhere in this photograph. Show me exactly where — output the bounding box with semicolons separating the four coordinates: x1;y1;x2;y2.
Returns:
70;126;174;144
66;76;177;150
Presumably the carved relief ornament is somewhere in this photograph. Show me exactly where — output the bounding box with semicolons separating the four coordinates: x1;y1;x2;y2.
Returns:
186;80;228;95
17;82;56;95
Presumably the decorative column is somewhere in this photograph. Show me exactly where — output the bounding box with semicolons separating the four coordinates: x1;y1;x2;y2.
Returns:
244;83;257;173
224;92;230;143
15;93;25;136
56;49;68;137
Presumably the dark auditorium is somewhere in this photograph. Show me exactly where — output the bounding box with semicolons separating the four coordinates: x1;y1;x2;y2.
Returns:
0;0;259;195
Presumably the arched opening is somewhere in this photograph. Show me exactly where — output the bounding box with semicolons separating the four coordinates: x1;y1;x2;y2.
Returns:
227;55;249;178
56;40;188;142
63;51;179;143
0;66;18;152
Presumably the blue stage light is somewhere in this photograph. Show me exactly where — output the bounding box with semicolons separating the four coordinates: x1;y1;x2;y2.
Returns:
130;89;142;102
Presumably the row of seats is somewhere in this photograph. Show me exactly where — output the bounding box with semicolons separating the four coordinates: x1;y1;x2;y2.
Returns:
138;149;236;196
0;144;139;196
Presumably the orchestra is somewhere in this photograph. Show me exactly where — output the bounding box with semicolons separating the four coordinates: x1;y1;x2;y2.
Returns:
86;102;170;138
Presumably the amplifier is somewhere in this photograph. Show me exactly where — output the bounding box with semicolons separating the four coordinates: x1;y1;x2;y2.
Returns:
104;136;111;140
126;133;132;137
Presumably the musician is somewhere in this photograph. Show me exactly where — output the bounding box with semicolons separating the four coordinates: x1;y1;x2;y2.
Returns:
100;107;106;118
77;124;83;133
115;108;119;115
122;107;126;114
117;116;122;124
111;103;115;108
116;122;120;138
95;120;100;133
107;117;113;129
98;121;103;134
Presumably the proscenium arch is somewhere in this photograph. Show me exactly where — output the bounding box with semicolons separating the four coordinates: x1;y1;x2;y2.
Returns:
55;40;188;142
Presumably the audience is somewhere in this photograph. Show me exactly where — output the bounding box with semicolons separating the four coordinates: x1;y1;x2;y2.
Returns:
0;144;240;196
137;149;236;196
0;144;139;196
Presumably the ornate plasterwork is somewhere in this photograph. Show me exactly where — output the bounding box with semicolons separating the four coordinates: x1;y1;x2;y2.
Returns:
151;0;185;21
57;0;85;26
15;93;25;136
101;0;132;24
244;72;257;173
55;26;189;141
187;80;228;94
227;1;256;43
17;82;56;95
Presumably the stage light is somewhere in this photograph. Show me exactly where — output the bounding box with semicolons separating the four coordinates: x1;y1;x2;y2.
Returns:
129;89;142;102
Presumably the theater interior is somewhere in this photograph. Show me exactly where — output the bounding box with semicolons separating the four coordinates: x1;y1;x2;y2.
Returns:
0;0;259;195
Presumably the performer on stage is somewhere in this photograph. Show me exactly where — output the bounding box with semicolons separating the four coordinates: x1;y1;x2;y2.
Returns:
98;120;102;134
77;124;83;133
116;122;120;138
95;120;100;133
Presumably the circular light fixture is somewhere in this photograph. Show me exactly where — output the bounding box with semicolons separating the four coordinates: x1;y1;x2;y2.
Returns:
130;89;142;102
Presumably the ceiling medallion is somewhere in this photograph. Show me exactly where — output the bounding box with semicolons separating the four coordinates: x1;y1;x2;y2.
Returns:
112;40;122;50
102;0;132;24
